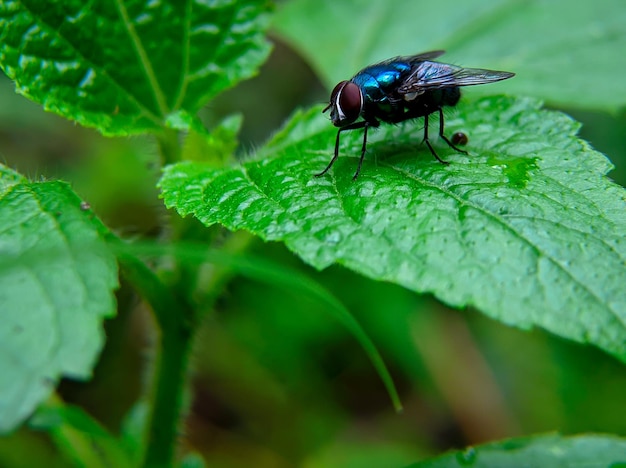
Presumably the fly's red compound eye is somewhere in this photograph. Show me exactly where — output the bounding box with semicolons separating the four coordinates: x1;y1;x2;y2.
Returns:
324;80;348;113
337;82;362;122
330;81;348;102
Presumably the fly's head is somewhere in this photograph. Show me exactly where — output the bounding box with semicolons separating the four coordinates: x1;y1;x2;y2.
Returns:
323;80;363;127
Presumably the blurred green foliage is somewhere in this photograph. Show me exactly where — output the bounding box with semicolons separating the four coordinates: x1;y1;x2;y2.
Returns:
1;0;626;466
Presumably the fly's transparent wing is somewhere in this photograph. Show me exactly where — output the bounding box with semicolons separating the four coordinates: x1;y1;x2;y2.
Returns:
403;50;446;62
398;61;514;94
375;51;446;69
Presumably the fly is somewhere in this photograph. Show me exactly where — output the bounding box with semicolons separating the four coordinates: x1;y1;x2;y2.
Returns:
317;51;514;180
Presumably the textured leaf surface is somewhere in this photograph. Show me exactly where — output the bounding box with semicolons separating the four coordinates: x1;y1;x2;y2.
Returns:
160;95;626;362
408;433;626;467
274;0;626;112
0;166;118;433
0;0;272;135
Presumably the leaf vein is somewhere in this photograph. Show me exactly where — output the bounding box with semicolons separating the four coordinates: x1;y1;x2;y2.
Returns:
172;0;192;110
390;164;625;324
16;1;162;126
504;214;625;262
114;0;169;116
329;172;403;258
237;166;288;218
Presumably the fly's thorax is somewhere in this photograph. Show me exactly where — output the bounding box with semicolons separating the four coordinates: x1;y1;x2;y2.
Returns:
324;80;363;127
352;63;408;104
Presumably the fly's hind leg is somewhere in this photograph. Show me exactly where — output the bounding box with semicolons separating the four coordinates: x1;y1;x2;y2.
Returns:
437;108;468;155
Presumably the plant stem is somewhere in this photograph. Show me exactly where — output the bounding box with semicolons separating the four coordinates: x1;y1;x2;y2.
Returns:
114;233;256;466
115;246;193;467
127;128;186;466
142;323;192;467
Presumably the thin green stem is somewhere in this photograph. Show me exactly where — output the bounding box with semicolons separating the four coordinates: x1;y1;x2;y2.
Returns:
158;128;182;165
114;239;402;418
35;394;131;467
193;229;255;306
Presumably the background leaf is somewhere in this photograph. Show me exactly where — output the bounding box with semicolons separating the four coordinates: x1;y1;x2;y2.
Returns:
0;0;272;135
160;95;626;363
273;0;626;112
407;433;626;467
0;166;118;433
115;239;402;411
29;399;131;467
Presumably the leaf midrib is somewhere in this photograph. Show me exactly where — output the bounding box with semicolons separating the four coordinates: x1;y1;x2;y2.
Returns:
172;0;192;110
114;0;169;116
18;0;162;126
389;163;625;326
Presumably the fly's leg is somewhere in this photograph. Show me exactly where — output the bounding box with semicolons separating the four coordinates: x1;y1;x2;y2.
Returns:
315;121;370;178
438;108;468;155
422;113;449;165
315;129;343;177
352;122;370;180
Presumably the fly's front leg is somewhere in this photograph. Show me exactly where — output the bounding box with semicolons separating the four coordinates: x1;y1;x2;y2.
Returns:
315;120;372;179
315;129;344;177
352;122;370;180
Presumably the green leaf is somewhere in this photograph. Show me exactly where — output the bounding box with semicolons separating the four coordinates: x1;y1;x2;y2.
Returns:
274;0;626;112
29;399;131;468
168;110;243;164
159;95;626;363
180;452;207;468
406;433;626;467
0;163;27;193
0;0;272;135
0;166;118;433
119;400;149;466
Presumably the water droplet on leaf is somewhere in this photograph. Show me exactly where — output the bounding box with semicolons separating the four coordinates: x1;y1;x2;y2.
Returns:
456;446;477;466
